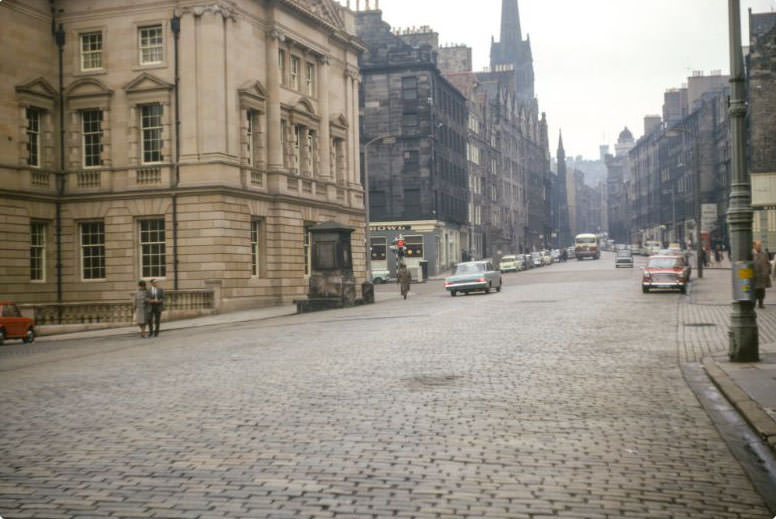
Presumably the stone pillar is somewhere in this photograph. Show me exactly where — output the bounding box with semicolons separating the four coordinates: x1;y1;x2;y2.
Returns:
317;56;331;179
267;28;283;170
196;8;228;158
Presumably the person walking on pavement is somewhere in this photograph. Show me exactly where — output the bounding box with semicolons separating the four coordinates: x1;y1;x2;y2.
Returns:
397;263;411;300
147;279;165;336
753;241;771;309
133;280;150;338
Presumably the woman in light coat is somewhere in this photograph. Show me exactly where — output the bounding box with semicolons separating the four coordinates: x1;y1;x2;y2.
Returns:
133;280;150;337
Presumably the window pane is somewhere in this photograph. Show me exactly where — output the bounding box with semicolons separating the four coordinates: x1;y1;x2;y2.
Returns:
82;110;102;167
141;104;163;163
140;219;166;278
139;25;163;64
81;221;105;279
81;32;103;70
251;221;260;277
30;222;46;281
26;108;40;167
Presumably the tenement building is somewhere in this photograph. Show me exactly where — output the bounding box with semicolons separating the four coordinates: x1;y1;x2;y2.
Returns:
0;0;365;320
440;0;551;256
355;11;468;280
749;10;776;249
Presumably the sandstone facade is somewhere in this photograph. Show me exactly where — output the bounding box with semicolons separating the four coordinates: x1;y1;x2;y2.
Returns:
0;0;366;312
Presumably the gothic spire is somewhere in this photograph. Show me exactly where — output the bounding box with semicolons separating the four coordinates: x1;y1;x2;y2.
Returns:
557;130;565;158
500;0;522;49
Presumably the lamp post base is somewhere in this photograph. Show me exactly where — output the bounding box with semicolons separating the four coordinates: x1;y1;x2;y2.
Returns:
729;301;759;362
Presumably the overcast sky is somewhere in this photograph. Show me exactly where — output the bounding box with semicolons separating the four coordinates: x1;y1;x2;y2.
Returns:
344;0;776;159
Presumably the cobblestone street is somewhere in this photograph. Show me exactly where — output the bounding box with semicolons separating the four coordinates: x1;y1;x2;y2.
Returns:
0;255;771;518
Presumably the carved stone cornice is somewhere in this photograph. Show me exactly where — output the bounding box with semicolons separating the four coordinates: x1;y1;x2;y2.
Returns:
183;3;237;21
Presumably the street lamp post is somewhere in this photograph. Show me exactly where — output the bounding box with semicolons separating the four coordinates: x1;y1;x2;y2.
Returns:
727;0;758;361
695;135;703;279
363;135;395;282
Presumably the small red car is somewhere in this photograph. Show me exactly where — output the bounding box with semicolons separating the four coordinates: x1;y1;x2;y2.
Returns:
642;255;691;294
0;302;35;345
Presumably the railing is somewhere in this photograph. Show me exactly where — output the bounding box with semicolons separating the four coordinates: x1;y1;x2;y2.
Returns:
22;289;215;325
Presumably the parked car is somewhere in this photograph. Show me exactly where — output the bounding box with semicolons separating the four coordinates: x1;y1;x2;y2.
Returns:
521;253;534;269
444;260;502;296
541;250;553;265
644;240;662;256
614;249;633;268
370;268;391;284
631;243;645;256
642;255;691;294
531;252;544;268
566;246;576;259
658;248;692;279
551;249;561;262
0;302;35;345
498;254;522;273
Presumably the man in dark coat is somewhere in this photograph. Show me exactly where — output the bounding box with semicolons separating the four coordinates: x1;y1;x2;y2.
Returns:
147;279;166;336
397;263;411;300
753;241;771;309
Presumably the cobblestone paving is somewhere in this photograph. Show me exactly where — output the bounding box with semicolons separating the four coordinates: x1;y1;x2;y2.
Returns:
679;268;776;362
0;258;770;518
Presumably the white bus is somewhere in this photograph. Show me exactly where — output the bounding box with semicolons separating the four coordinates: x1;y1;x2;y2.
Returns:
574;233;600;260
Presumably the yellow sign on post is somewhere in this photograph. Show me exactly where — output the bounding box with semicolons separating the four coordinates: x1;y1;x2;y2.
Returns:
733;261;755;301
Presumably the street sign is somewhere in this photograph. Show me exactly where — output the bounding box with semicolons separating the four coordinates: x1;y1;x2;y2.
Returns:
701;203;717;232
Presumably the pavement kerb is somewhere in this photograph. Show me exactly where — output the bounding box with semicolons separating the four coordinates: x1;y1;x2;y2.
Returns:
702;356;776;453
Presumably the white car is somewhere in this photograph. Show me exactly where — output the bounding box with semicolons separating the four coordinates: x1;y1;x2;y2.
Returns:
498;254;523;273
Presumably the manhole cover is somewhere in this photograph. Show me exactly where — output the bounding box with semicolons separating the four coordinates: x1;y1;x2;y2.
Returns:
684;322;717;328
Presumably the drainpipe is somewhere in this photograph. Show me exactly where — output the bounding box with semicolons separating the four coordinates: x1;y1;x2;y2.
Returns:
54;19;65;323
171;13;181;290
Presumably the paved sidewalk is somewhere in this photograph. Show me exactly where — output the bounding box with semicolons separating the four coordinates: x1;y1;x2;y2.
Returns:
681;268;776;454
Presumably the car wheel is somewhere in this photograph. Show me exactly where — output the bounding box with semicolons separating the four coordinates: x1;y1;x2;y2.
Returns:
642;286;649;294
485;283;491;294
450;290;457;297
679;285;687;295
0;328;4;346
23;328;35;344
496;280;502;292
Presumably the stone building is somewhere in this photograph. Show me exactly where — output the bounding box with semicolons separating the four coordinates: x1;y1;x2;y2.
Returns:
355;10;468;279
438;0;551;256
748;10;776;249
628;80;730;249
0;0;366;321
552;132;571;248
605;127;634;244
438;47;489;260
474;0;551;253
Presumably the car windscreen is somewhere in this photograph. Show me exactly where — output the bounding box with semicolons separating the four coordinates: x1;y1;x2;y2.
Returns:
647;258;681;269
576;237;596;244
455;263;484;275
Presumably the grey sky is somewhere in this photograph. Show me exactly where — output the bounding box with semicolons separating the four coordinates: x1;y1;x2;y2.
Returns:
348;0;776;159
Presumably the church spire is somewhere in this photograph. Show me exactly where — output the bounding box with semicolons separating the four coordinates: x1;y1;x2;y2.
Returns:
500;0;522;49
557;130;565;160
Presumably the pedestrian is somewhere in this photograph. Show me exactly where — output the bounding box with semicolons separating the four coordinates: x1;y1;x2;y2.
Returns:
753;241;771;309
146;279;165;336
714;244;722;265
133;280;149;338
397;263;411;300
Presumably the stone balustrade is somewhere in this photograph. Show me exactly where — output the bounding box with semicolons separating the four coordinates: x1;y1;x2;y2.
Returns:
21;289;215;325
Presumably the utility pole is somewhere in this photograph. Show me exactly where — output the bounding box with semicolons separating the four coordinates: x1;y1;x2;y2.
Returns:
727;0;758;362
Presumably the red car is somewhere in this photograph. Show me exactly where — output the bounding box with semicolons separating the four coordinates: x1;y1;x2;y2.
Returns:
0;302;35;345
642;255;691;294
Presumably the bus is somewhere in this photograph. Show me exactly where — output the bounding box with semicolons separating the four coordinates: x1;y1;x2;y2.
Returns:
574;233;600;260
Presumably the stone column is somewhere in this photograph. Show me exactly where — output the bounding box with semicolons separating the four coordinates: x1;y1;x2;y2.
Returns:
317;56;331;179
195;7;228;159
266;28;283;170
